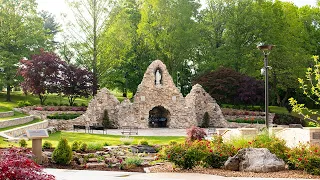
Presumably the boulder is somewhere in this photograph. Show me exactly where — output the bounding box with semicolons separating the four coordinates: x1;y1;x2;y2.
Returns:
224;148;285;173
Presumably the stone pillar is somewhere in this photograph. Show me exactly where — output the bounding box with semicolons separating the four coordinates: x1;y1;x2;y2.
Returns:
32;139;43;164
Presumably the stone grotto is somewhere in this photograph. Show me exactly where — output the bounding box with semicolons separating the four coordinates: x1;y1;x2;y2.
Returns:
55;60;228;129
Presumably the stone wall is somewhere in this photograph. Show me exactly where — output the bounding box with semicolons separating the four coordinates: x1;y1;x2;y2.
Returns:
185;84;228;127
2;120;48;137
0;116;34;128
43;60;228;130
131;60;196;128
0;111;14;118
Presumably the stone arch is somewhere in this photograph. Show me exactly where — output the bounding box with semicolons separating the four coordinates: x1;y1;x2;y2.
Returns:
148;105;170;128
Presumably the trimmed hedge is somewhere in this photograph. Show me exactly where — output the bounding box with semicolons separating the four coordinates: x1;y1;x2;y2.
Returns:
47;113;81;120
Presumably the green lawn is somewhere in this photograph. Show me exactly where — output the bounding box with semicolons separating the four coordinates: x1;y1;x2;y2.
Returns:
0;111;28;121
0;137;17;148
5;131;183;148
0;131;185;148
0;90;133;110
0;119;42;132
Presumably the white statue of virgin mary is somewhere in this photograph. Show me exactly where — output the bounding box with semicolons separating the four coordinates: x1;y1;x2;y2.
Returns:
155;70;161;85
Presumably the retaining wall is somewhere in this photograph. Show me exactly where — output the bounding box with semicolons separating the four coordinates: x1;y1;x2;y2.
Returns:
2;120;48;138
0;111;14;118
0;116;34;128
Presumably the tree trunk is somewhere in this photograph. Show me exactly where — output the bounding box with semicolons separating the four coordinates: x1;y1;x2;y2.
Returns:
6;84;11;102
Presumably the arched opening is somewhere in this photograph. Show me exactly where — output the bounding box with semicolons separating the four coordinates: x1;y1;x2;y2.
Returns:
148;106;170;128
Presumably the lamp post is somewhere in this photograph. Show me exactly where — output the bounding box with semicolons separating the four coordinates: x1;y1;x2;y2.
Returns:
257;44;274;131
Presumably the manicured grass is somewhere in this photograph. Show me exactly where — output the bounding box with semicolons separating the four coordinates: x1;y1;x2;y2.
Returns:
0;90;133;110
0;118;42;132
0;137;18;148
0;106;12;112
0;111;28;121
19;131;185;148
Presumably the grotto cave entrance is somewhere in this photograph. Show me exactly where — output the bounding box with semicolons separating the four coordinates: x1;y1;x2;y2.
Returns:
148;106;170;128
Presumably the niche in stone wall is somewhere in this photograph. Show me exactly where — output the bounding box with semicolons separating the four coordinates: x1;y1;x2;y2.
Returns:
148;106;170;128
154;67;163;85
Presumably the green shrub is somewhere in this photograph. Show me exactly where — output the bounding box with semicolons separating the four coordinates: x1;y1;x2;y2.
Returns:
201;112;210;128
80;142;88;152
72;141;81;151
169;140;178;146
87;142;103;151
19;139;27;148
52;138;72;165
163;140;208;169
103;142;110;146
17;101;32;107
81;103;87;107
73;103;78;107
47;113;81;120
227;118;265;124
138;140;149;146
102;110;111;128
204;152;229;168
125;156;143;167
52;102;58;106
120;136;133;145
42;141;53;149
273;114;305;126
286;143;320;175
252;132;289;160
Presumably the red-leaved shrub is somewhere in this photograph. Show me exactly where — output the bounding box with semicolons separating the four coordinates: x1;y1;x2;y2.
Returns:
0;148;55;180
187;126;207;141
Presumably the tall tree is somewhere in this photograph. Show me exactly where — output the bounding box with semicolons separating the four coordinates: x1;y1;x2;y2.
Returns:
19;50;65;105
0;0;52;101
66;0;114;96
137;0;201;90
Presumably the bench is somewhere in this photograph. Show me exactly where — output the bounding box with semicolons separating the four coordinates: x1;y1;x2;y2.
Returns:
207;128;217;136
89;125;105;134
121;126;138;135
73;125;86;133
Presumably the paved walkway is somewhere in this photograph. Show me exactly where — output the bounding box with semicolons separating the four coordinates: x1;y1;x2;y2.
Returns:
69;128;189;136
44;169;311;180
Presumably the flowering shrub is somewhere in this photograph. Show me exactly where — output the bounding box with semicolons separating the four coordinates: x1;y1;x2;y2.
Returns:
161;138;236;169
0;148;55;180
286;143;320;175
162;140;208;169
187;126;207;141
251;132;289;160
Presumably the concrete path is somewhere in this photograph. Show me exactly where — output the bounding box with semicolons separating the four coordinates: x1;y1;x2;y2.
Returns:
69;128;189;136
44;169;311;180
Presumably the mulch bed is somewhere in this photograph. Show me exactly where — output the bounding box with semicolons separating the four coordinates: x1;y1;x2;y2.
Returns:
148;162;320;179
43;162;149;172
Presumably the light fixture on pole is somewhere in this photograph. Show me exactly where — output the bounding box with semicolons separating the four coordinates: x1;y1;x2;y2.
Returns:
257;44;274;131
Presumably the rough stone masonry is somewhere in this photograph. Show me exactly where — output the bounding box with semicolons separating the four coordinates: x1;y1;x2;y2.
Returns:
56;60;228;129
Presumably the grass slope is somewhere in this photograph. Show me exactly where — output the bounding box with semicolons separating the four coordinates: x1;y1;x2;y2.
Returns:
0;111;28;121
40;131;185;148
